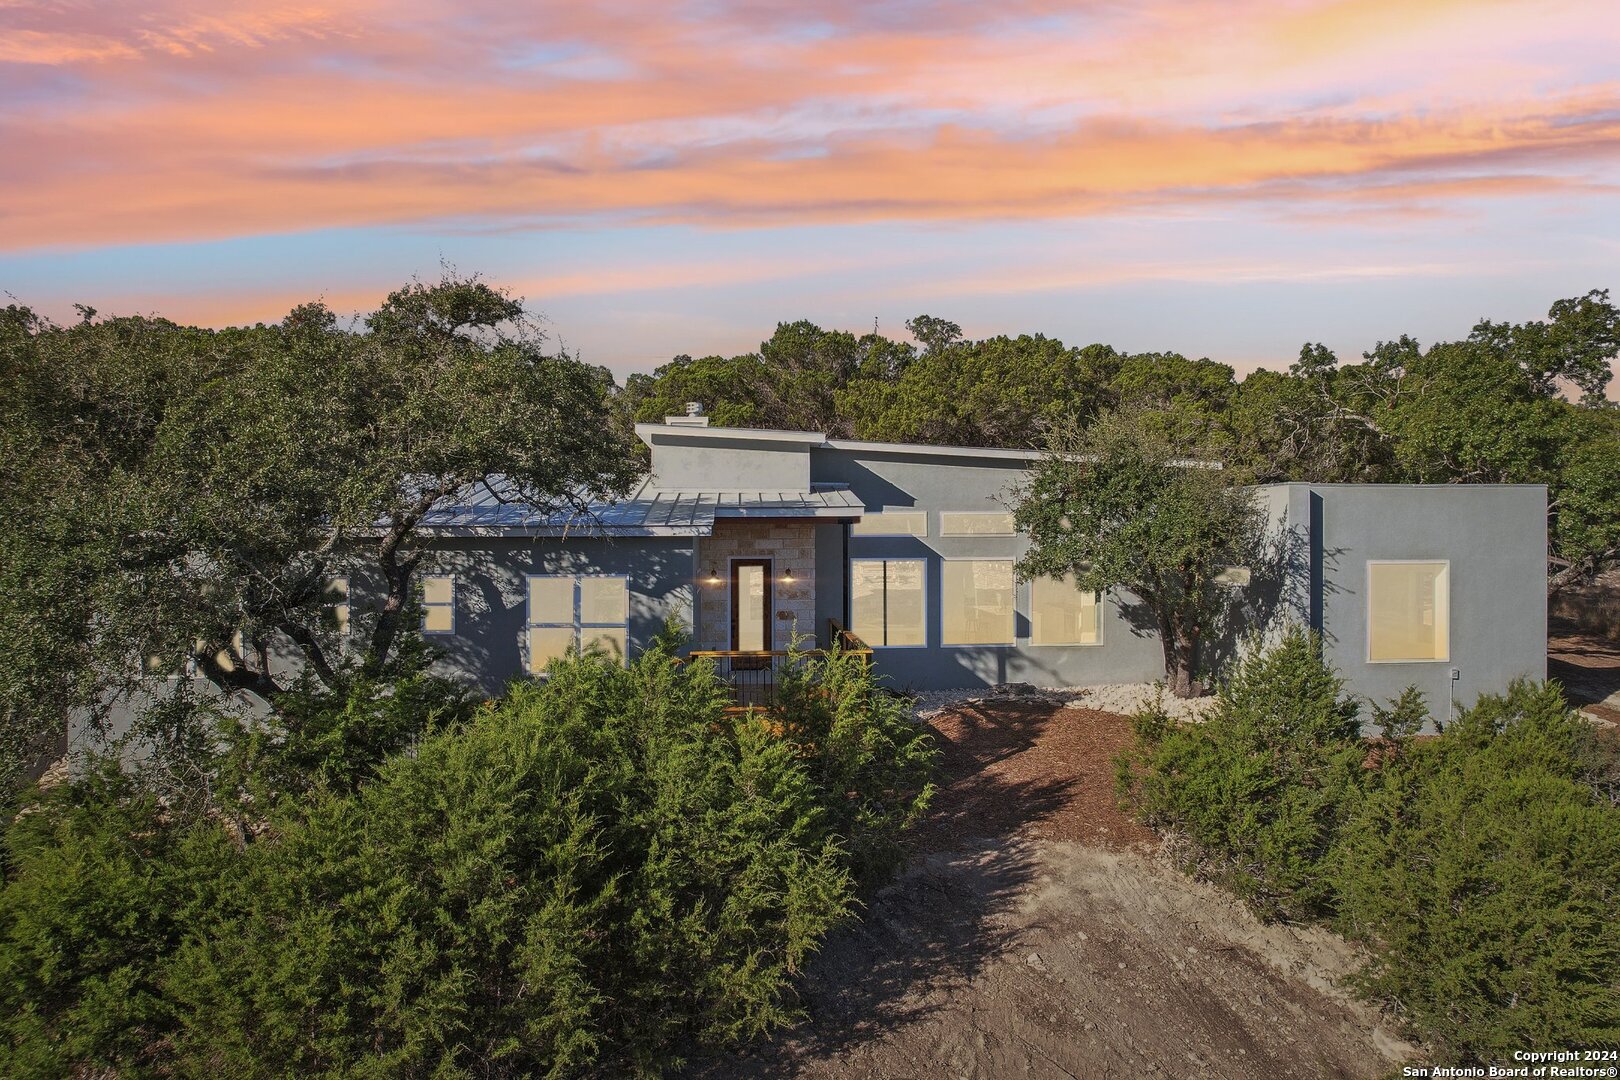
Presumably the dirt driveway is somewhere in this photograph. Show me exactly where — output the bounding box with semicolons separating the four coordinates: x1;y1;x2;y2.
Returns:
1550;617;1620;726
693;702;1415;1080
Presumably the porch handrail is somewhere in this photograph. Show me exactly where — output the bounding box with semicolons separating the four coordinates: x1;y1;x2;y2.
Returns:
826;618;874;656
689;649;800;658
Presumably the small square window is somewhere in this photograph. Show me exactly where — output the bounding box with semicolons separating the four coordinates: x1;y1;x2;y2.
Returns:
1367;561;1449;662
849;558;926;647
941;559;1015;645
1029;574;1102;646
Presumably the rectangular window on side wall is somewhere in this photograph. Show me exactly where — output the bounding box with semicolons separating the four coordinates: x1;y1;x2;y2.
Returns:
1367;561;1449;662
941;559;1015;645
526;575;630;672
938;512;1016;537
849;558;926;647
1029;574;1102;646
421;575;455;634
579;576;629;660
324;577;350;636
851;510;928;538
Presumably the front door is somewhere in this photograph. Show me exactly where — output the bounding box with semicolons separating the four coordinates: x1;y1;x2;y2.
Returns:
731;559;773;669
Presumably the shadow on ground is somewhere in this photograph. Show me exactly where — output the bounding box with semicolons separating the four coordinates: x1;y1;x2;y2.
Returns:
685;701;1412;1080
1550;616;1620;724
686;703;1074;1078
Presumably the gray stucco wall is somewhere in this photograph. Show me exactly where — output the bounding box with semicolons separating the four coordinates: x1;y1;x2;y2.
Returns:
70;450;1550;761
811;446;1167;690
643;431;813;490
71;535;696;757
811;450;1547;704
1293;483;1547;718
410;536;695;694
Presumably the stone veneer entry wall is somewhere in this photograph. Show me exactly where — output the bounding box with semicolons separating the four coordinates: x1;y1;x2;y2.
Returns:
694;519;818;651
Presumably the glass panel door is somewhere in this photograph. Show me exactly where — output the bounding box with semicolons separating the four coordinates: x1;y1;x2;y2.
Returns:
731;560;772;653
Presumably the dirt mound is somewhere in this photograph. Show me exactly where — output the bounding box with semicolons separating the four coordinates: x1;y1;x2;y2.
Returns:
690;703;1415;1080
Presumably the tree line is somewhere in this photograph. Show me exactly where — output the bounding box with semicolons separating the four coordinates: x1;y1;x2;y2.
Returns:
623;295;1620;593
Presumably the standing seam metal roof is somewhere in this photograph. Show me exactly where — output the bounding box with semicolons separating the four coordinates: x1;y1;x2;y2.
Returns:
419;481;864;537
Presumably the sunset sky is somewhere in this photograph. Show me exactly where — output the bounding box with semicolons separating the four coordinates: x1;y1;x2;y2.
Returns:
3;0;1618;380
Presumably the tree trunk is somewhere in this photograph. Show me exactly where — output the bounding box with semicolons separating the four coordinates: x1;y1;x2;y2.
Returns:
1158;614;1205;699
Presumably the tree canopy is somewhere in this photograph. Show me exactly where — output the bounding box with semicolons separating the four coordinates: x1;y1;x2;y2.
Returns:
1013;407;1266;697
0;276;642;784
624;291;1620;589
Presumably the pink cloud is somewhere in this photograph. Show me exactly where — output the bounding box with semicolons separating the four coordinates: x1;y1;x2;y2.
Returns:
2;0;1618;250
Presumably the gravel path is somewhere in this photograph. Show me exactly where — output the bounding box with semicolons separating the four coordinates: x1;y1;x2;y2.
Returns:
909;681;1217;723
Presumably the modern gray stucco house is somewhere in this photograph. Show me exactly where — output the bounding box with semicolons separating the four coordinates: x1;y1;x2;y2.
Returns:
406;408;1547;716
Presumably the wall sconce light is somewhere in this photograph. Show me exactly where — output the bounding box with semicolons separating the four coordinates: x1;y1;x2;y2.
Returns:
704;566;721;584
781;567;795;582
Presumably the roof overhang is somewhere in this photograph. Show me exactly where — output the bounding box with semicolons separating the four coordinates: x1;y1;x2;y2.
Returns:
634;423;828;449
414;481;865;538
822;438;1043;462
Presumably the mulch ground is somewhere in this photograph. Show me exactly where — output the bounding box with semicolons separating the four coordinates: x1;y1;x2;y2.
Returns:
913;701;1157;853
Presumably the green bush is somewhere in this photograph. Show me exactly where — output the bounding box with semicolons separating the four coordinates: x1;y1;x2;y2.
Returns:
773;643;939;884
1121;629;1620;1061
0;767;234;1078
0;638;936;1077
1334;680;1620;1059
1117;626;1364;919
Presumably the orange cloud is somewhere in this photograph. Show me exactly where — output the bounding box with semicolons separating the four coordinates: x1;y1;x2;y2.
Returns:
2;0;1617;251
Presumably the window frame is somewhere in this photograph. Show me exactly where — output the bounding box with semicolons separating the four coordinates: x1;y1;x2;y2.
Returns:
937;510;1017;538
325;576;351;637
420;574;457;636
848;556;929;649
525;574;631;671
1025;573;1105;648
850;509;929;539
1365;559;1451;664
938;556;1016;648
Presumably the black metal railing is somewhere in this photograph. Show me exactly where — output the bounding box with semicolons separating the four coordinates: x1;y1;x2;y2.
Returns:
688;623;872;711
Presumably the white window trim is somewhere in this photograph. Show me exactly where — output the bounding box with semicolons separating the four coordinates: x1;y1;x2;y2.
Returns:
525;574;631;670
1365;559;1451;664
848;557;930;649
421;574;457;636
1023;577;1106;648
939;555;1016;648
850;509;930;539
937;510;1017;538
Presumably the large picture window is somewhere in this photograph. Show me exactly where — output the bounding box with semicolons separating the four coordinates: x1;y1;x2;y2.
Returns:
527;575;630;671
849;558;926;647
1367;561;1449;662
941;559;1015;645
1029;573;1102;646
851;510;928;538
